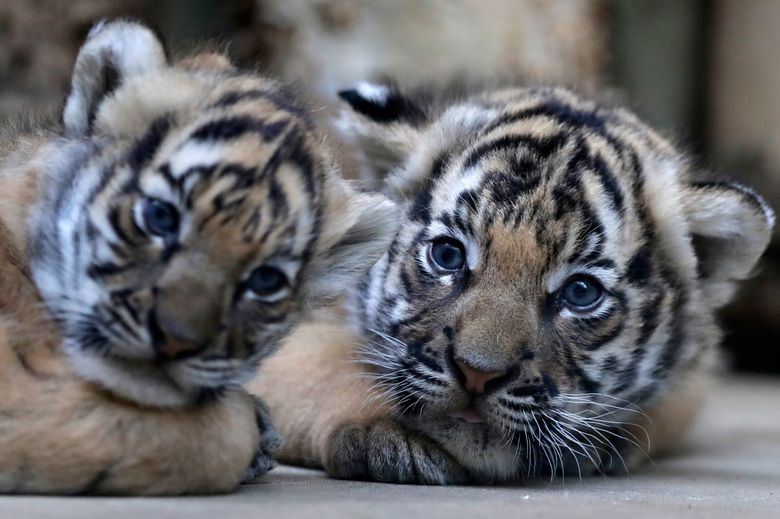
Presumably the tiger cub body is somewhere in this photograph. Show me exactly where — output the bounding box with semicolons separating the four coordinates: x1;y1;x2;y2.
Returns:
0;21;397;494
252;82;773;483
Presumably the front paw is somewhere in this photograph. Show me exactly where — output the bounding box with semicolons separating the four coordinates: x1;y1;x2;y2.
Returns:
324;419;469;485
557;428;648;477
241;396;284;484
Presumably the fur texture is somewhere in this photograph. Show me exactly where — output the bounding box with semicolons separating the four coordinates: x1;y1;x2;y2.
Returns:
0;20;398;494
252;82;774;484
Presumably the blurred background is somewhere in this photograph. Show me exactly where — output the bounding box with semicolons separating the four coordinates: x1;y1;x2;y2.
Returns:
0;0;777;374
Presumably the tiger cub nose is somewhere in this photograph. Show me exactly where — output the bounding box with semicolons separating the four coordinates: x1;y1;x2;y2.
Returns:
148;310;204;360
454;358;507;395
158;335;201;359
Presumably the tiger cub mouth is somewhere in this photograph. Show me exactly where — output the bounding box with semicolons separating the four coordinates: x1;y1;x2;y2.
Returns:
448;405;486;424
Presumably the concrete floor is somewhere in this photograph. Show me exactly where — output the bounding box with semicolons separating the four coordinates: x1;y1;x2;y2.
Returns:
2;376;778;519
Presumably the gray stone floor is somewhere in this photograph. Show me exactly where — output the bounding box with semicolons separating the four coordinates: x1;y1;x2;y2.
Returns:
1;376;778;519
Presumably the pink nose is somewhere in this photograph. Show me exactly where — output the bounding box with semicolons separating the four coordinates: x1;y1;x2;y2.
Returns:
455;359;506;394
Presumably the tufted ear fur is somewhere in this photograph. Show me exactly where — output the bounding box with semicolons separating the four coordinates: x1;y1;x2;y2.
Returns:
336;81;428;189
305;176;400;304
681;181;774;308
63;19;167;137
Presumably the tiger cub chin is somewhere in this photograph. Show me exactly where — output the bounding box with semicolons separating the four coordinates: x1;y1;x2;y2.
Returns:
252;81;774;484
0;20;398;494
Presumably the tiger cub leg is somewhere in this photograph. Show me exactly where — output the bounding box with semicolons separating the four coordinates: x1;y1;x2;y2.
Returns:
0;336;262;495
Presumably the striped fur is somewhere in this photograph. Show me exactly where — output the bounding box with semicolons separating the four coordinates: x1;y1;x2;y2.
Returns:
254;81;773;484
0;21;397;493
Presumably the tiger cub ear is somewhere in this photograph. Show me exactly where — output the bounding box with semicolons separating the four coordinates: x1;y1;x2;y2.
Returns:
336;81;427;189
681;180;774;307
63;19;167;137
306;176;400;304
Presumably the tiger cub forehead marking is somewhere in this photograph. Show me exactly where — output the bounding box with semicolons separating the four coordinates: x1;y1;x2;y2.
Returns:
87;97;322;309
142;95;319;256
412;91;659;290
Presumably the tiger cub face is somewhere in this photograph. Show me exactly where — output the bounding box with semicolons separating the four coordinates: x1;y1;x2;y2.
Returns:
30;21;397;407
338;82;773;478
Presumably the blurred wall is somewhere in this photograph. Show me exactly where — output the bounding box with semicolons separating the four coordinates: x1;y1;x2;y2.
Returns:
256;0;607;99
710;0;780;232
0;0;149;117
709;0;780;372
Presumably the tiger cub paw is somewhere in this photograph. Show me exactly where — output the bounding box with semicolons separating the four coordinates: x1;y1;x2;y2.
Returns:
324;419;469;485
241;396;284;484
558;432;647;477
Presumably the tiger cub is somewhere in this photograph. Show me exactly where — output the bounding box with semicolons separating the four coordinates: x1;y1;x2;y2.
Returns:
252;82;774;484
0;21;397;494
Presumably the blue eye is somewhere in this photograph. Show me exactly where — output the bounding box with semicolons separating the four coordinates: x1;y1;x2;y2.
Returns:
561;276;604;310
142;198;179;237
247;266;288;298
429;238;466;271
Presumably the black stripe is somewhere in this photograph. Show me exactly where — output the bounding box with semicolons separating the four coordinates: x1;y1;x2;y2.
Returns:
128;115;171;171
112;289;141;324
103;305;138;339
590;154;625;214
570;138;625;214
636;287;665;346
407;153;450;224
211;89;312;124
219;163;259;189
568;207;605;264
73;320;109;352
87;261;136;277
463;134;564;171
588;258;617;270
480;100;603;135
406;340;444;374
84;161;121;208
107;206;132;244
481;99;627;154
568;365;601;393
487;164;541;206
387;307;429;337
654;290;688;377
627;245;653;286
191;116;289;142
582;292;626;352
409;189;432;224
242;208;262;238
152;163;177;191
498;397;538;413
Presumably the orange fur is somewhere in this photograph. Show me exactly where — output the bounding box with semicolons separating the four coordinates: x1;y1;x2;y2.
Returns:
250;321;388;467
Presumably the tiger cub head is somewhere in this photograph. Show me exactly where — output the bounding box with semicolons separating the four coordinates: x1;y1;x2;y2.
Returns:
337;82;773;478
30;21;398;407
